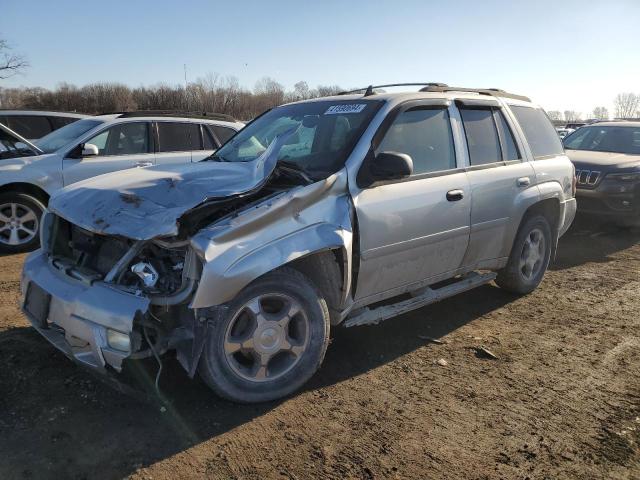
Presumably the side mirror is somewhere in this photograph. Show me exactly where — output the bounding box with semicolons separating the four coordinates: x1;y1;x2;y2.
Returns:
81;143;99;157
370;151;413;181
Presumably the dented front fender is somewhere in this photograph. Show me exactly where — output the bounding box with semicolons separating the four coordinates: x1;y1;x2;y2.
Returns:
189;170;353;308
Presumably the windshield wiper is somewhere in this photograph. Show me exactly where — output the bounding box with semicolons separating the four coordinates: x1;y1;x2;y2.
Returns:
277;160;313;184
206;153;228;162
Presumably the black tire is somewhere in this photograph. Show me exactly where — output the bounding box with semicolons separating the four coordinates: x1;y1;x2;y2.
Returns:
198;267;330;403
0;192;45;254
496;215;552;295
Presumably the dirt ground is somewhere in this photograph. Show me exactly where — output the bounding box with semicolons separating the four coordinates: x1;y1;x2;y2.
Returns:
0;219;639;480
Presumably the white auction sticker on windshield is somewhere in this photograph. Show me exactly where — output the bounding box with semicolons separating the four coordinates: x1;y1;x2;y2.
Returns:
324;104;367;115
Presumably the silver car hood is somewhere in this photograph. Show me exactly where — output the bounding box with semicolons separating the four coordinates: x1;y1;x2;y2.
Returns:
49;147;284;240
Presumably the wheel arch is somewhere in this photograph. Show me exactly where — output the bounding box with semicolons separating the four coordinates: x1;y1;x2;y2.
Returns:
0;182;51;206
190;222;353;312
510;197;561;262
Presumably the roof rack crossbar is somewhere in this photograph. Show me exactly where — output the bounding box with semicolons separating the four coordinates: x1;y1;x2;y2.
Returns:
419;85;530;102
98;110;238;122
338;83;449;95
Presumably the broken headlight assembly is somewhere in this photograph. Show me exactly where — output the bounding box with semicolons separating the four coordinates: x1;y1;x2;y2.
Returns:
119;243;190;296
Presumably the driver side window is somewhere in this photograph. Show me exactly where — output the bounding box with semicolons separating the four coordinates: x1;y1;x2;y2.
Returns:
85;122;150;156
377;107;456;175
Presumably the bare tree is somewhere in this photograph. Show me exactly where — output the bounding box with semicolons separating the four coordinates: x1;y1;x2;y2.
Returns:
316;85;343;97
613;93;639;119
0;39;29;80
291;81;311;101
563;110;581;122
547;110;563;121
592;106;609;120
0;77;344;119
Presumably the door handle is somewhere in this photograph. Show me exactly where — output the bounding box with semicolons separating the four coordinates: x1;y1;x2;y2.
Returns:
136;161;153;168
517;177;531;187
446;189;464;202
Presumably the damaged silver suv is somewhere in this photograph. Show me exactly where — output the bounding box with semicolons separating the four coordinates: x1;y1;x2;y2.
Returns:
21;84;577;403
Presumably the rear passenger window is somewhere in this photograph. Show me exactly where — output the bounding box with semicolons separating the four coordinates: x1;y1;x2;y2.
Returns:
510;106;563;159
7;116;52;139
459;108;502;166
376;107;456;175
49;116;79;130
157;123;201;152
494;110;520;161
212;125;236;145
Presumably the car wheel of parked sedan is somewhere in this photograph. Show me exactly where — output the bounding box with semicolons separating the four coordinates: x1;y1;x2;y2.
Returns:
0;193;45;254
496;215;552;295
198;267;331;403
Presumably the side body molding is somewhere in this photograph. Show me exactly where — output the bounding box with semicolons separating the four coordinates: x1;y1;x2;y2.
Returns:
189;170;353;309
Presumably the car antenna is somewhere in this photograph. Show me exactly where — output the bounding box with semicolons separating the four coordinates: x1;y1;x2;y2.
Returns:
363;85;375;97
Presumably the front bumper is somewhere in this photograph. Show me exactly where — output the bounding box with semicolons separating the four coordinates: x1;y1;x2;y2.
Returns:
575;181;640;224
20;250;150;373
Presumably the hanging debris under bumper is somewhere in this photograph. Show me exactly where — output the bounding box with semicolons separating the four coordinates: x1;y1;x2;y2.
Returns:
21;250;150;373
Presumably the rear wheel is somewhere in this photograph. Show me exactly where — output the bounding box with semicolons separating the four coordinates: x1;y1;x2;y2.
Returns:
198;267;330;403
496;215;552;294
0;193;45;254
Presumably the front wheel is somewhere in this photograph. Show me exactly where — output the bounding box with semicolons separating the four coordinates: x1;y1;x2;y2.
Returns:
496;215;552;294
0;193;45;254
198;267;330;403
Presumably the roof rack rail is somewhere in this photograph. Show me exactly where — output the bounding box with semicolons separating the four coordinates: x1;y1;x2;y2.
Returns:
337;83;530;102
338;83;449;96
418;85;530;102
98;110;238;122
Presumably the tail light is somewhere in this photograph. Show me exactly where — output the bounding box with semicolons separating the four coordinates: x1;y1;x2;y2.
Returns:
571;165;577;196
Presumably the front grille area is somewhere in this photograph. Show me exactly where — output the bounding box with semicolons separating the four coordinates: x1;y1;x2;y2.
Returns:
49;215;133;279
575;169;601;188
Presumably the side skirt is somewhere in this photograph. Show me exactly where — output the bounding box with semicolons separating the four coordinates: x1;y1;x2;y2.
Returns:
343;271;497;328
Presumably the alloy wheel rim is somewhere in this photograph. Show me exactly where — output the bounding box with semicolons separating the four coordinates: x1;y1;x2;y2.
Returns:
0;202;39;246
519;227;545;280
223;293;309;383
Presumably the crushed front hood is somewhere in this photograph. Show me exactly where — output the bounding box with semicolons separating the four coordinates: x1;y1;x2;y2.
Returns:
49;157;278;240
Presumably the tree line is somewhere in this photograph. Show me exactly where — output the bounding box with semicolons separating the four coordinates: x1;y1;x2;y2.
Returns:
547;93;640;123
0;76;344;121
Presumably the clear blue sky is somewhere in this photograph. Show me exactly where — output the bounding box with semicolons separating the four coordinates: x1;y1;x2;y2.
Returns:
1;0;639;115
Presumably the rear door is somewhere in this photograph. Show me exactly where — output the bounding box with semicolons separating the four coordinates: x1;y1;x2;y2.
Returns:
154;121;203;165
352;101;471;302
456;100;536;266
62;121;153;185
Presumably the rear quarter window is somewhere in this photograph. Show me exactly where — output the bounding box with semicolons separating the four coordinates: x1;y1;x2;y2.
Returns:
510;106;563;159
212;125;236;145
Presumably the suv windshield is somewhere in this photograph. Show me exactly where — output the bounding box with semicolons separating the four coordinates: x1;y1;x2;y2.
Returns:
564;125;640;155
211;100;383;179
36;118;103;154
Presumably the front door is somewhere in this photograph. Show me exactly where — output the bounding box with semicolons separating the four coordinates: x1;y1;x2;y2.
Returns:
352;104;471;302
62;121;153;185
